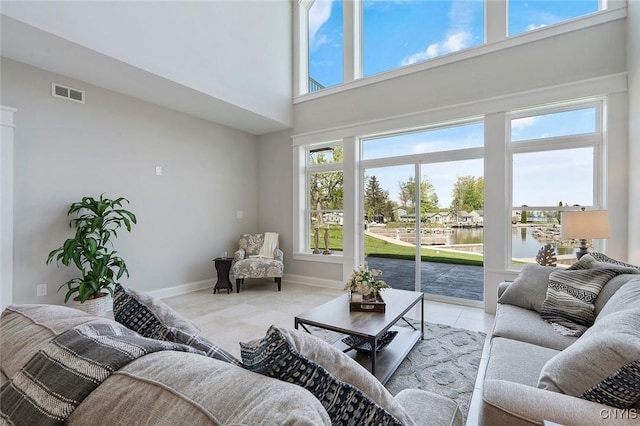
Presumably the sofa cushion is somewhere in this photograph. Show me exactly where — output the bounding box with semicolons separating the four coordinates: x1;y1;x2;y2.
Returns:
167;326;240;366
69;351;331;426
0;304;105;380
595;274;640;317
538;308;640;409
596;278;640;321
491;304;577;351
485;337;560;387
540;266;635;336
240;325;413;426
113;283;200;340
498;264;557;312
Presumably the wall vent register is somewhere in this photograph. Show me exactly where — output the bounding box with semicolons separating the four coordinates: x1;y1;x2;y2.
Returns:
51;83;85;104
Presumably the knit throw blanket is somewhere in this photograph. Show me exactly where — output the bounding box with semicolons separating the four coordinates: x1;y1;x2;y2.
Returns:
258;232;279;258
0;322;198;425
540;266;639;336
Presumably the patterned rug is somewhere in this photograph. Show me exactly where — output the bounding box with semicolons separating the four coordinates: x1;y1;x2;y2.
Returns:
313;321;486;421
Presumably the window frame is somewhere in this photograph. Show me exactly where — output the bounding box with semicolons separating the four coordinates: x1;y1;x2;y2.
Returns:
506;99;605;267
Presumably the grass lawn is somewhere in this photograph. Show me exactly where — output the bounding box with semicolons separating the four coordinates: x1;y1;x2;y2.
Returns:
316;228;484;267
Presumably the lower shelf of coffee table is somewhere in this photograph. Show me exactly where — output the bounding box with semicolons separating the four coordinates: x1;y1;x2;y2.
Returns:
332;326;421;385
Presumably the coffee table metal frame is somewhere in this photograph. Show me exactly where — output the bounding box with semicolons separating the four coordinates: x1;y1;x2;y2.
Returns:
294;288;424;384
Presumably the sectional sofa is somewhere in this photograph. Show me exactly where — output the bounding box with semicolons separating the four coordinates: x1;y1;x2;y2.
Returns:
481;253;640;425
0;283;463;426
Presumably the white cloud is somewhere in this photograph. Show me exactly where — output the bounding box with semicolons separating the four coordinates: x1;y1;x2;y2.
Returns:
308;0;333;49
511;116;538;132
402;30;472;65
526;23;547;31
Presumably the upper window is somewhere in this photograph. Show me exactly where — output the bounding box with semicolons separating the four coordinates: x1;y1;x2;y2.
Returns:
363;0;484;77
511;107;597;142
308;0;343;91
508;0;600;36
362;122;483;160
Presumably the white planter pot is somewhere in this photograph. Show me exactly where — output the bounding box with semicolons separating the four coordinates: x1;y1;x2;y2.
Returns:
72;292;112;317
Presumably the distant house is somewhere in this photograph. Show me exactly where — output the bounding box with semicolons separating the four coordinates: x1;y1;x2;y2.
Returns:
425;212;444;224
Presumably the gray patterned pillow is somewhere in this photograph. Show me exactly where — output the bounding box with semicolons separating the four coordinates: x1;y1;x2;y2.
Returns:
540;266;639;336
588;253;640;270
113;284;200;340
240;326;406;426
538;308;640;409
167;327;241;366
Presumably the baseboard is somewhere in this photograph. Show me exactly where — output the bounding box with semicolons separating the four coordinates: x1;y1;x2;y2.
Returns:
283;273;343;289
148;279;214;299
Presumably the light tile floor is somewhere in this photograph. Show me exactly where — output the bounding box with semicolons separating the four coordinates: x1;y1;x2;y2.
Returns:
163;279;495;426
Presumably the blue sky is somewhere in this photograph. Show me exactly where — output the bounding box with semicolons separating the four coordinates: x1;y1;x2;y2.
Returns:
309;0;600;210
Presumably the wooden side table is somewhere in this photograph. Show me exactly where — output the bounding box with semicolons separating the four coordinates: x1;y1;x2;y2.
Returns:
212;257;233;294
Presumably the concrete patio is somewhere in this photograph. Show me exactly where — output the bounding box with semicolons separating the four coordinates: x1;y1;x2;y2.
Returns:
365;257;484;302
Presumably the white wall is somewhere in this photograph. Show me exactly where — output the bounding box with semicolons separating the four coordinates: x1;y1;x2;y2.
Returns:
257;129;344;285
628;1;640;265
1;0;293;131
1;58;259;305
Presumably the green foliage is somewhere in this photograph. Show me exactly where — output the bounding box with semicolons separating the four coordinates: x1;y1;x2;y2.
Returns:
365;175;391;222
398;175;439;215
47;194;137;303
450;176;483;214
520;210;528;224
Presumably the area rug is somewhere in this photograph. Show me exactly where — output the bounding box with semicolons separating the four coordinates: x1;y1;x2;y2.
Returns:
313;321;486;421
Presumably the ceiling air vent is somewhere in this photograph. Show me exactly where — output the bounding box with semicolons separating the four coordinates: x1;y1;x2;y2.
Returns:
51;83;85;104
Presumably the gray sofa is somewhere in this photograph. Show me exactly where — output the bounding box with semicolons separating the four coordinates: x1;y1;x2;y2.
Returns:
480;254;640;425
1;302;463;425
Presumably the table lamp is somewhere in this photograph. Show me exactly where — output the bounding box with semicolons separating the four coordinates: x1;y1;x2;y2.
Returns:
560;208;610;260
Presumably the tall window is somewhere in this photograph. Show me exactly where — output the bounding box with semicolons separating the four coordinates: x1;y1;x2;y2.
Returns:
307;143;344;253
308;0;343;91
363;0;484;77
508;0;600;36
508;102;602;266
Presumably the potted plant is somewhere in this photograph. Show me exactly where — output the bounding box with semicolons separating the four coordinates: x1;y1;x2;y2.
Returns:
344;262;389;301
47;194;136;316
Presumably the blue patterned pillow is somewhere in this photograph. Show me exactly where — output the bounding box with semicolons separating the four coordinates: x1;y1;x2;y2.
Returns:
240;326;404;426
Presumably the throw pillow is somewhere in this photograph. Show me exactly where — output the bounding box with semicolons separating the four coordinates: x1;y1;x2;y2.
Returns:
240;325;413;426
113;283;200;340
538;308;640;409
540;267;634;336
167;326;241;366
588;253;640;270
498;264;557;312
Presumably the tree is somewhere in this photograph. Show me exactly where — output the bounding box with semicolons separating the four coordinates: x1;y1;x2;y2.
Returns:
521;210;528;224
450;176;483;215
398;176;439;217
365;175;389;223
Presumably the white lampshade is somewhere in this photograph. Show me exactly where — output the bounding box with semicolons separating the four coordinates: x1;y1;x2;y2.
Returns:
560;210;611;239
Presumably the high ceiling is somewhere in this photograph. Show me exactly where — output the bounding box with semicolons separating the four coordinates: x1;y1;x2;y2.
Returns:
0;2;293;136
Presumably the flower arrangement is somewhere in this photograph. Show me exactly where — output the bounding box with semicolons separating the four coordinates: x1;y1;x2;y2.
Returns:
344;262;389;299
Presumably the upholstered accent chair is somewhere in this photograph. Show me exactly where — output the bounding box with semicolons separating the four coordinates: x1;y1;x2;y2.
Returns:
232;233;284;293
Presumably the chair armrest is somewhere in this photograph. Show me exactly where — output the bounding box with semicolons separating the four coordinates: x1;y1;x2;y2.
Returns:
274;248;284;262
234;249;245;261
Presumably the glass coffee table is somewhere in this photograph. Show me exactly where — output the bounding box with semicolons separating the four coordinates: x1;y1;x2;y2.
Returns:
294;288;423;384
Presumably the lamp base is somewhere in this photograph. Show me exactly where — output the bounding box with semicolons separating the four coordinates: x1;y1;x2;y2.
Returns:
575;239;589;260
